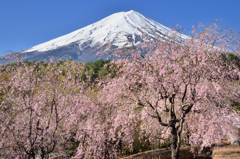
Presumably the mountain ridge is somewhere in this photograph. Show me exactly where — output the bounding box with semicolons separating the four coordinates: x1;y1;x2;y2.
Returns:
1;10;188;64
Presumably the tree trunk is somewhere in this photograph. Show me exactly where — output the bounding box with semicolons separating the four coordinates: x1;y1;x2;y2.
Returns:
40;149;45;159
27;150;36;159
170;126;180;159
41;153;45;159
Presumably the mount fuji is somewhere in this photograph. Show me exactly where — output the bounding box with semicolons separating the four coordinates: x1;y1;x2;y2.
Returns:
1;10;188;64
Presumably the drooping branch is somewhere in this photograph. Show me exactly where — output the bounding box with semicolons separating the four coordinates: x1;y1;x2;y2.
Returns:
146;100;169;126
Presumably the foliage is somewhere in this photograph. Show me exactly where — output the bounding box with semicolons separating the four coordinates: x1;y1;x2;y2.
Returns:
82;59;112;82
221;53;240;69
89;23;240;159
0;60;87;158
0;23;240;159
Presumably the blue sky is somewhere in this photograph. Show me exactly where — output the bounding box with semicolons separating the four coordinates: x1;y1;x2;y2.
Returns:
0;0;240;55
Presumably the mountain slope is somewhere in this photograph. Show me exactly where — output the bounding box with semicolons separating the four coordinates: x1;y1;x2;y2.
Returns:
1;10;189;64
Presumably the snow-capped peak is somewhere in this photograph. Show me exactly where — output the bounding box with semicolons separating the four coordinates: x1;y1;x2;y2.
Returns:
26;10;188;53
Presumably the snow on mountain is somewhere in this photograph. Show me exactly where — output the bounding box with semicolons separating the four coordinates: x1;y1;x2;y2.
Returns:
0;10;189;64
25;10;188;53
